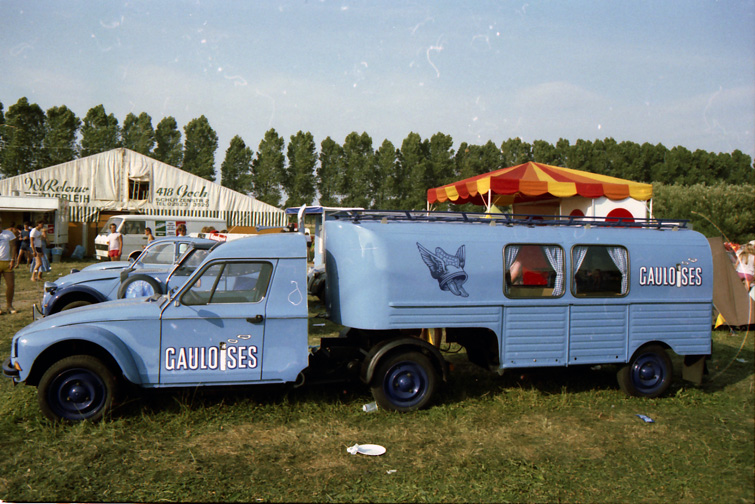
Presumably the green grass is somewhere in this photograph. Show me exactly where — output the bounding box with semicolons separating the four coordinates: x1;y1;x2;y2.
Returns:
1;259;753;502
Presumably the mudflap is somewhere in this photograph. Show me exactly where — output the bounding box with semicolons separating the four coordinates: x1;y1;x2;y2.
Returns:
682;355;708;385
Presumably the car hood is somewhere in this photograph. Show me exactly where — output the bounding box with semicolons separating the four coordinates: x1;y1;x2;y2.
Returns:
53;269;122;289
19;296;166;334
81;261;131;271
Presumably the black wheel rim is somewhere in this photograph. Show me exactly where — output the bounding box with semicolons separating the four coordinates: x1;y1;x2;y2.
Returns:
630;353;668;395
383;361;429;408
48;368;107;420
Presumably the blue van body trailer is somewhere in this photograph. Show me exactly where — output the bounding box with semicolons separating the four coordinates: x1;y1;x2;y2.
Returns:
4;210;712;421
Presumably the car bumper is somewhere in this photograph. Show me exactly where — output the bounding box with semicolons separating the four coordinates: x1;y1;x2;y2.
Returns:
3;357;19;381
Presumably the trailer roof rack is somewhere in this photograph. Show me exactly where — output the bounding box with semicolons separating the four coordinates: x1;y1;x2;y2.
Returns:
330;209;688;230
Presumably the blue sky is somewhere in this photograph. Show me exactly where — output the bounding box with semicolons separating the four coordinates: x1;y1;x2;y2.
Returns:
2;0;754;171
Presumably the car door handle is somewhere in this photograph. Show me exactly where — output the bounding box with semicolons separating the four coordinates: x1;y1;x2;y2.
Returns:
247;315;264;323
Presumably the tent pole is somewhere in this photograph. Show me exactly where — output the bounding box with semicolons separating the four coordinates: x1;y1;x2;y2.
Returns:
487;189;492;212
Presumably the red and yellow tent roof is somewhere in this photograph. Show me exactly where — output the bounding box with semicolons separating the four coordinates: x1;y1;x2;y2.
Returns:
427;162;653;207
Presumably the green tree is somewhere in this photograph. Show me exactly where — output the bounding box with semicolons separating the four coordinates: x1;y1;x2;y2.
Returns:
412;132;455;209
80;104;119;157
251;128;285;207
220;135;252;193
42;105;80;167
396;132;428;209
182;115;218;181
500;137;533;166
373;139;397;209
340;132;374;208
121;112;155;156
318;137;343;206
532;139;563;166
284;131;317;207
0;97;46;177
154;116;183;167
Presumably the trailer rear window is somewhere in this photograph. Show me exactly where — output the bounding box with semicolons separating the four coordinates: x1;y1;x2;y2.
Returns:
572;245;628;297
504;244;565;298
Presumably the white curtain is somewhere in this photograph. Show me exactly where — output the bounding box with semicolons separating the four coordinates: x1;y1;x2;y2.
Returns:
543;246;564;296
607;247;629;293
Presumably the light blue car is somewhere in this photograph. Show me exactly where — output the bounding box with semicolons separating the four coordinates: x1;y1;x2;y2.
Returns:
37;236;217;317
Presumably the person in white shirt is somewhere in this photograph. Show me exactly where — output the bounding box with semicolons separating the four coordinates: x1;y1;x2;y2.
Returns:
107;223;123;261
0;217;18;314
30;221;46;282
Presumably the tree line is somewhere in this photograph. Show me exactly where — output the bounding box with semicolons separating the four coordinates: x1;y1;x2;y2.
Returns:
1;97;753;215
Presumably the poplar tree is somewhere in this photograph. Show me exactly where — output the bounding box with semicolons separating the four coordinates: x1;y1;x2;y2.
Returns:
42;105;80;167
317;137;343;206
251;128;285;207
182;115;218;181
121;112;155;156
0;97;46;176
154;116;183;167
220;135;252;192
80;104;120;157
284;131;317;207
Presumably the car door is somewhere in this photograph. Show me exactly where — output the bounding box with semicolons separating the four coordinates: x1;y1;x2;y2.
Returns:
158;259;275;385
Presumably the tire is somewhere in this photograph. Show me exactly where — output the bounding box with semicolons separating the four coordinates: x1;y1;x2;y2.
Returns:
370;351;438;412
38;355;117;422
617;345;673;398
59;300;92;312
117;274;163;299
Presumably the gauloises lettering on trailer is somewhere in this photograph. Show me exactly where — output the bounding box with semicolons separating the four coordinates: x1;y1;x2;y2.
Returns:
164;343;259;371
638;260;703;287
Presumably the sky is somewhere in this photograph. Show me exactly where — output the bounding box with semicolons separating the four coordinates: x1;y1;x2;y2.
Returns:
1;0;754;174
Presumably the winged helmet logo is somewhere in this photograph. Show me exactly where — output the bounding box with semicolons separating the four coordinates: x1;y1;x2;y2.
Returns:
416;242;469;297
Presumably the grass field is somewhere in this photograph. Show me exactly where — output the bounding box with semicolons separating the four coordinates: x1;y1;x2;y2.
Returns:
1;259;753;502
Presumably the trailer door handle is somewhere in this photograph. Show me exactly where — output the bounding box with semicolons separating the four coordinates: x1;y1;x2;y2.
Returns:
247;315;264;324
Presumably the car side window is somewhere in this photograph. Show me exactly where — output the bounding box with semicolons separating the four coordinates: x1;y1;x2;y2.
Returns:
504;244;565;298
124;220;145;235
182;262;273;305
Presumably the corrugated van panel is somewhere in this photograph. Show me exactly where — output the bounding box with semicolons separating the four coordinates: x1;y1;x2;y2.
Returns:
629;303;712;355
568;304;627;364
502;305;568;367
387;305;501;329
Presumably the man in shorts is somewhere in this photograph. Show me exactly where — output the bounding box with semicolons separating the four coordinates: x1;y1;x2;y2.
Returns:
108;223;123;261
0;217;18;315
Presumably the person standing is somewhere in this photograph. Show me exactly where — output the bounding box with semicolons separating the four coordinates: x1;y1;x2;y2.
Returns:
145;227;155;243
30;221;46;282
176;223;187;236
0;218;19;314
735;242;755;290
16;221;32;265
108;222;123;261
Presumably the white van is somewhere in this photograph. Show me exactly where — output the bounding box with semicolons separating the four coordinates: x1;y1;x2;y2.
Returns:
94;214;226;260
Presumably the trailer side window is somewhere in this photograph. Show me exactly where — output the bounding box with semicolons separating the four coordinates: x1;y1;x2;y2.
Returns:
572;246;628;296
504;244;564;298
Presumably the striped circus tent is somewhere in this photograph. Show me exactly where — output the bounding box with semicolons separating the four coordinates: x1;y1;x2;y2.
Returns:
427;162;653;209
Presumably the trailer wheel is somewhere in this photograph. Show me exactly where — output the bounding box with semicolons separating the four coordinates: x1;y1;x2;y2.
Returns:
118;274;163;299
38;355;117;422
617;345;673;398
371;351;438;411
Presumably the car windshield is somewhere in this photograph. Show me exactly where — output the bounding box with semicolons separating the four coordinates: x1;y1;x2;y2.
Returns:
99;217;122;235
137;242;176;265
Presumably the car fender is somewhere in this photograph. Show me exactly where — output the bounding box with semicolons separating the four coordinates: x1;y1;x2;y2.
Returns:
46;285;110;315
17;324;142;386
360;337;449;385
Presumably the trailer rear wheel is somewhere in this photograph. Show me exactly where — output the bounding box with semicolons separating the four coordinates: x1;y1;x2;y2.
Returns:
371;351;438;411
617;345;673;398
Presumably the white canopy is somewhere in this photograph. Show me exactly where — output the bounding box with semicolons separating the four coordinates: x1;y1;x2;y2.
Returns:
0;148;285;227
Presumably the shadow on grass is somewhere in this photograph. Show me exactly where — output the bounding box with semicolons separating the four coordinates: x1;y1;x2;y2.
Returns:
109;336;754;420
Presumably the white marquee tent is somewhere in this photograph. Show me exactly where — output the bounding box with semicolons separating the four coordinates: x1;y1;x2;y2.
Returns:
0;148;286;227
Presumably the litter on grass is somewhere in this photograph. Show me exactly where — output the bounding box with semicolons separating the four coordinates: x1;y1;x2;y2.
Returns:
347;444;386;456
362;402;378;413
636;414;655;423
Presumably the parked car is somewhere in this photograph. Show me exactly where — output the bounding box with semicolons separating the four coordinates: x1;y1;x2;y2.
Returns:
36;236;218;317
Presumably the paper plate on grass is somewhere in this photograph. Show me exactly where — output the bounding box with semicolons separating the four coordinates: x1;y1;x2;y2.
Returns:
347;444;386;456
